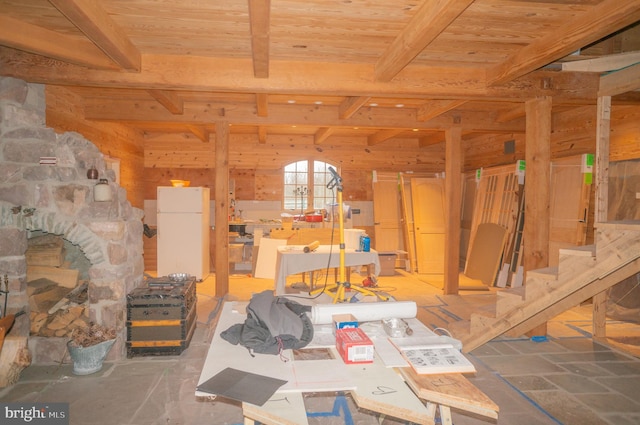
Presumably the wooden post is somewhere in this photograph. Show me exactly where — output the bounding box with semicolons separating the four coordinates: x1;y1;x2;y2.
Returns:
444;123;462;295
215;121;230;297
593;95;612;338
524;96;552;336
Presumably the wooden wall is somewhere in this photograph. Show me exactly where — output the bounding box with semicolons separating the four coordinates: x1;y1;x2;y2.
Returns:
463;104;640;172
45;86;146;209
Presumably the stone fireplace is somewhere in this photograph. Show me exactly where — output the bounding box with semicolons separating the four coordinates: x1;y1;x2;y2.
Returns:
0;77;144;381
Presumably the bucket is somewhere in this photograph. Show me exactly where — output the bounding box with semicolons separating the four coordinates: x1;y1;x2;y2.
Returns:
67;339;116;375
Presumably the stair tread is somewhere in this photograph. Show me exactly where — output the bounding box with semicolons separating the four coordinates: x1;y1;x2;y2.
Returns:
559;244;596;257
526;266;558;280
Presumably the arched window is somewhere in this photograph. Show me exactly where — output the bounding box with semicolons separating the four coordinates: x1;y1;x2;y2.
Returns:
284;160;337;212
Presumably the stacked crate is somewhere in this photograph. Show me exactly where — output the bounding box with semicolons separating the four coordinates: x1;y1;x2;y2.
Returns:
126;277;197;357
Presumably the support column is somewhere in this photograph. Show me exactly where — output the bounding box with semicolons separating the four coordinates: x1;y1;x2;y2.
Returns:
593;95;612;338
215;121;230;297
524;96;552;336
444;123;462;295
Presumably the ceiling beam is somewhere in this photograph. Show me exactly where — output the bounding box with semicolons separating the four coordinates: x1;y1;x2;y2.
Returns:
147;89;184;114
339;96;371;119
314;127;334;144
49;0;141;71
562;51;640;73
487;0;640;86
256;93;269;117
83;99;527;133
248;0;271;78
257;126;267;143
418;132;445;148
374;0;474;82
0;15;116;69
0;48;601;102
186;125;210;142
368;129;404;146
495;103;525;123
599;63;640;96
417;100;467;122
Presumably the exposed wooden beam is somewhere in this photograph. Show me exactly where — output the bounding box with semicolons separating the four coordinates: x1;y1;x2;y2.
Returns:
418;132;445;148
0;47;601;102
339;96;371;119
374;0;474;82
49;0;141;71
495;103;525;123
417;100;467;122
562;51;640;73
524;96;552;272
314;127;334;144
487;0;640;86
186;125;210;142
256;93;269;117
257;126;267;143
147;89;184;114
368;129;404;146
444;125;462;295
0;15;116;69
599;63;640;96
214;121;230;296
595;96;611;224
248;0;270;78
83;99;528;133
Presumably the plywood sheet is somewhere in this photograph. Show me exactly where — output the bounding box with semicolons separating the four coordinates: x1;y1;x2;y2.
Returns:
464;223;508;287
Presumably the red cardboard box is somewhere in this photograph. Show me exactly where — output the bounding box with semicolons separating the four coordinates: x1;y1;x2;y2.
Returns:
335;327;374;364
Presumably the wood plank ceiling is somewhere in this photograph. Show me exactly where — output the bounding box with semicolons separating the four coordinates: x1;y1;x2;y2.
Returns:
1;0;639;155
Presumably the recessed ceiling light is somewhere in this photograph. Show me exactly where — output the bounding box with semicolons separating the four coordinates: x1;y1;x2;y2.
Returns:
412;128;419;132
353;127;359;130
291;125;297;128
314;101;323;105
287;100;296;104
369;103;378;107
395;103;404;108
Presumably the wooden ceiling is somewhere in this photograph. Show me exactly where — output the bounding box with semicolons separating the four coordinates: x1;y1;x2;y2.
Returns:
1;0;640;145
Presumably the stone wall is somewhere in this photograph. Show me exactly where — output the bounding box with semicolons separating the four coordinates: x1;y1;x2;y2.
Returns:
0;76;144;366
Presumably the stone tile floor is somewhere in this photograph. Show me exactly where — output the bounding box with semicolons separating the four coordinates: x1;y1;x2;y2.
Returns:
1;270;639;425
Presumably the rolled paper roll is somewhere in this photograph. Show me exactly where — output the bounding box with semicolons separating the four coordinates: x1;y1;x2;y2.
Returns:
310;301;417;325
303;240;320;253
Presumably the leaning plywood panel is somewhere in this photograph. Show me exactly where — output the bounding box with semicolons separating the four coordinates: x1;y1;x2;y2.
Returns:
464;223;508;287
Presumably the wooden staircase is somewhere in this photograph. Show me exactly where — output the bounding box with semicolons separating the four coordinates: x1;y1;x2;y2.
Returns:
453;222;640;353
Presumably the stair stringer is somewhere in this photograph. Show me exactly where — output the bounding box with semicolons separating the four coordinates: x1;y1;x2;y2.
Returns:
460;226;640;353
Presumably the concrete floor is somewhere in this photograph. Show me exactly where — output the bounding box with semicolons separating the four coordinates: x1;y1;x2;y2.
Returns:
1;269;639;425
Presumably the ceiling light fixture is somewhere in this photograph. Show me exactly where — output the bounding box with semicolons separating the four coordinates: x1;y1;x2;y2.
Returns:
369;103;378;107
395;103;404;108
287;100;296;104
314;101;323;105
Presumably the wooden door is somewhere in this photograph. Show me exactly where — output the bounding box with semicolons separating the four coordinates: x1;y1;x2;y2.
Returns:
549;155;591;266
411;178;446;275
372;172;403;252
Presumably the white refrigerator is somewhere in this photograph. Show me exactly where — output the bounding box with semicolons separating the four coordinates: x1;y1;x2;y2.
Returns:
157;186;210;280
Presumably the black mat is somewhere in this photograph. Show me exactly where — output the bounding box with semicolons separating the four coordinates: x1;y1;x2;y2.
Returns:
197;367;288;406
